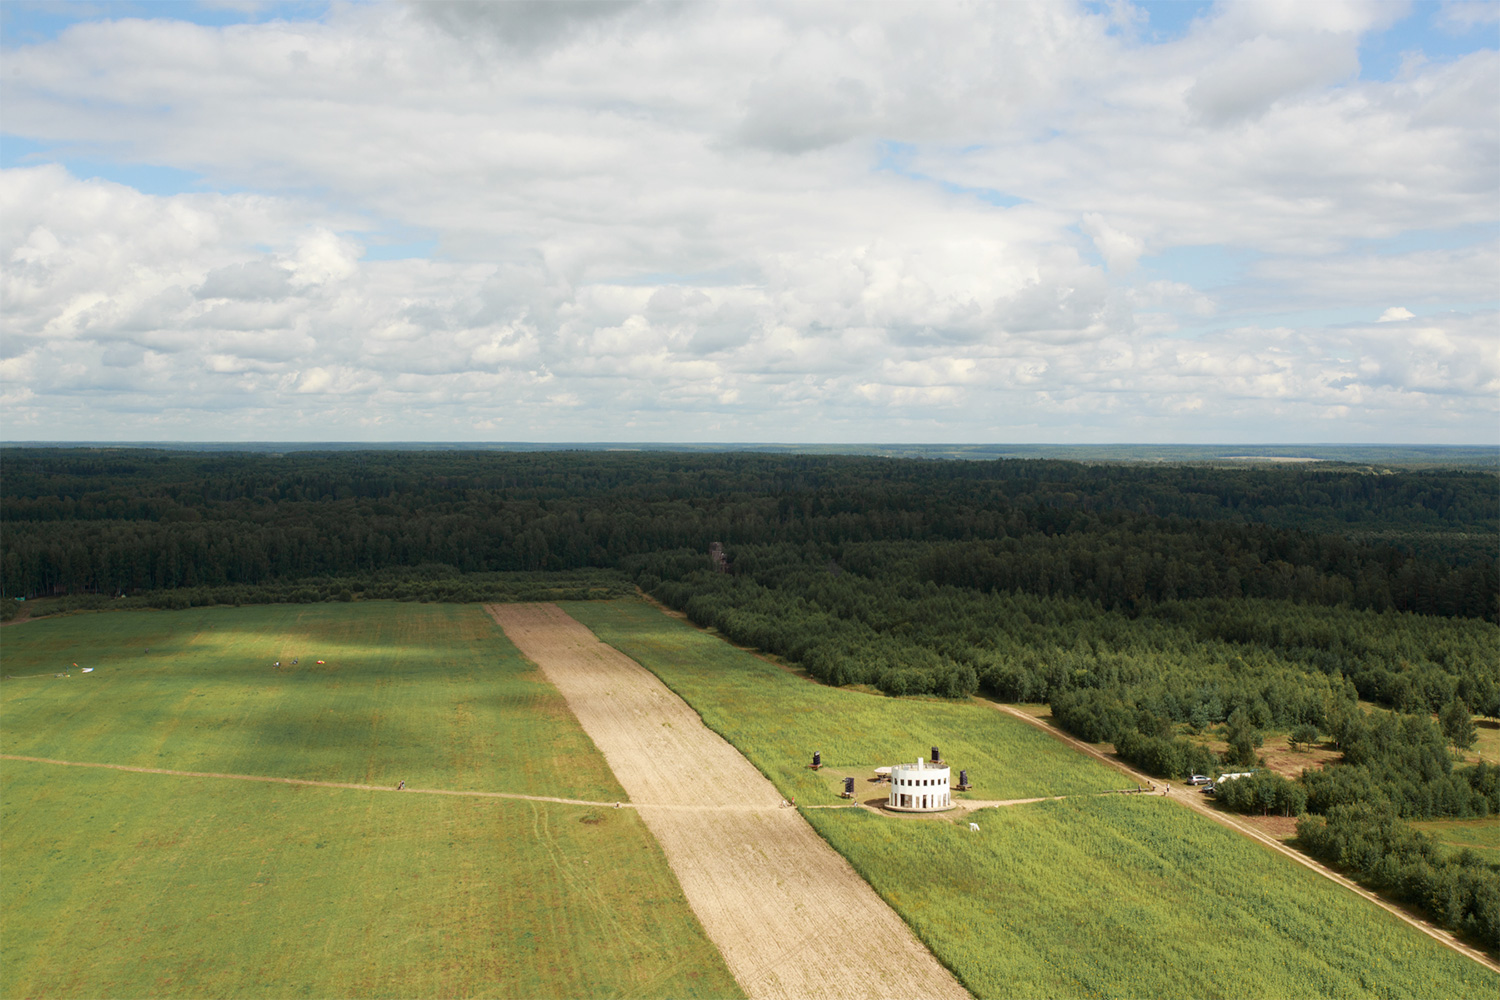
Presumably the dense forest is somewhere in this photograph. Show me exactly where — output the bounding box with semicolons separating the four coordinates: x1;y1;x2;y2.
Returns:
2;448;1495;619
4;446;1498;947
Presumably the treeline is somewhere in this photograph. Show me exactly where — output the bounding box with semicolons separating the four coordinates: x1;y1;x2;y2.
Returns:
0;568;632;620
630;540;1500;950
629;538;1496;794
633;541;1499;716
1299;805;1500;950
918;529;1494;620
1208;711;1497;825
2;449;1495;623
1216;757;1500;949
1302;710;1497;819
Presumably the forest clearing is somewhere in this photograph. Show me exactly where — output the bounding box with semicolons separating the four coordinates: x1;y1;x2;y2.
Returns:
3;448;1497;996
3;596;1496;998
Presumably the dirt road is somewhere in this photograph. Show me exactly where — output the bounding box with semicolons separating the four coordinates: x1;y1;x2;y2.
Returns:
986;702;1500;974
487;603;970;1000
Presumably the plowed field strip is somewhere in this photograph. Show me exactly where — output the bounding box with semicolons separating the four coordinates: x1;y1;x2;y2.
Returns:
486;603;971;1000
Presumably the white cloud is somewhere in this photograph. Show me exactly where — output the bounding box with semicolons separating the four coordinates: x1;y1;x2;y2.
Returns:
0;2;1494;443
1438;2;1500;32
1251;243;1499;306
196;260;295;301
1081;214;1145;272
293;367;333;394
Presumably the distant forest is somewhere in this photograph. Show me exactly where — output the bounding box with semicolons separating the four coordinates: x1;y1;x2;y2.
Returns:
2;448;1495;619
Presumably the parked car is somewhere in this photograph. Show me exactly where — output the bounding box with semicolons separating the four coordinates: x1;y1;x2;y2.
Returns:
1188;774;1209;785
1202;783;1216;795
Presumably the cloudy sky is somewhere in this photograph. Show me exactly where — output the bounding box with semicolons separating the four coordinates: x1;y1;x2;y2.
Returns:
1;1;1496;443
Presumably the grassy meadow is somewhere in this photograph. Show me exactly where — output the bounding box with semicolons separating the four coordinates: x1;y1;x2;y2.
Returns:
805;796;1496;999
562;599;1124;805
1;603;617;796
1;604;741;999
1411;817;1500;864
567;598;1499;998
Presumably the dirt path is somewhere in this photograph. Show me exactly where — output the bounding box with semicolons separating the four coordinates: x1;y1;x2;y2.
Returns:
986;703;1500;974
0;755;915;817
0;604;35;627
805;796;1060;812
0;754;626;807
486;603;970;1000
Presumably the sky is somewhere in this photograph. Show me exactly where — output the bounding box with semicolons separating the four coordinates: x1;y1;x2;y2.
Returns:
1;0;1496;444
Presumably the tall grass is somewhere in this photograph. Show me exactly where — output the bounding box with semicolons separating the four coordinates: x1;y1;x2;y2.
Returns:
806;797;1495;998
1410;817;1500;863
1;767;739;999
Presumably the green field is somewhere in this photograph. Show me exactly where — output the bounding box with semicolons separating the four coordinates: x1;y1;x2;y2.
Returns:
1;603;617;796
562;600;1124;804
1;604;742;998
806;797;1495;999
1411;817;1500;864
566;599;1500;998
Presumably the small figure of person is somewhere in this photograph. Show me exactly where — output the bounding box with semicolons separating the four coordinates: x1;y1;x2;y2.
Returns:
398;780;405;790
1165;783;1170;795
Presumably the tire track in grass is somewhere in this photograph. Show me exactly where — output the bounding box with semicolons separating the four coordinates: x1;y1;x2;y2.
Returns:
0;755;620;807
0;754;859;813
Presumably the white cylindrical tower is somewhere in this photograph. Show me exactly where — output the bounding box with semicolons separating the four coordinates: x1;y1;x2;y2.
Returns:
886;757;953;812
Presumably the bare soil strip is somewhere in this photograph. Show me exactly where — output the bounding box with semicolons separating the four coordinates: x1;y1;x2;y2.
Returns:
986;702;1500;974
486;603;971;1000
